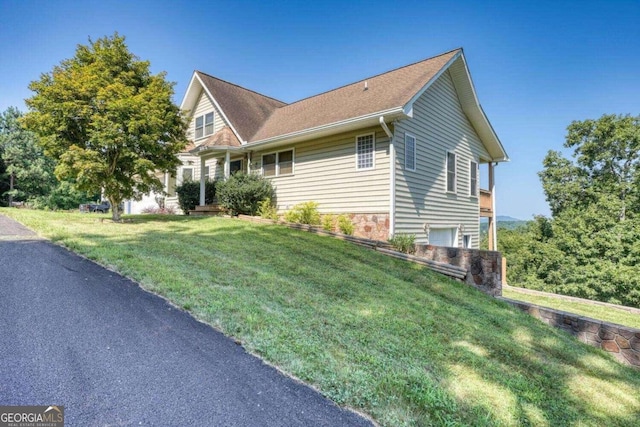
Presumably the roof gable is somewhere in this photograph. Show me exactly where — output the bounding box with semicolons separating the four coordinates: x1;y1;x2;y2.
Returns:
180;72;286;143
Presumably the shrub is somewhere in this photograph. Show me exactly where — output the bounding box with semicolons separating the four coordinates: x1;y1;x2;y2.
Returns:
176;179;216;215
337;214;354;235
29;181;96;211
322;214;335;231
284;201;321;225
389;233;416;254
215;173;274;215
257;198;278;220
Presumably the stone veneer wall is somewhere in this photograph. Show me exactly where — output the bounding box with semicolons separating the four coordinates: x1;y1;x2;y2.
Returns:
500;297;640;368
349;213;389;242
415;245;502;296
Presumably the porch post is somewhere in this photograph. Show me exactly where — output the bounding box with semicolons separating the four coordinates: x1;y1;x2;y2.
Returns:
488;163;496;250
224;151;230;179
199;157;206;206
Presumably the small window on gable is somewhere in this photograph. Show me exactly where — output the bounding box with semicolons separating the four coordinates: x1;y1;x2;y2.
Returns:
262;149;294;177
356;133;375;170
195;112;214;140
446;151;457;193
204;112;214;135
405;133;416;171
195;116;204;139
470;160;478;197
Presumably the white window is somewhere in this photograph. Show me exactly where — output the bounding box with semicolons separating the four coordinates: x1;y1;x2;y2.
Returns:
463;234;472;248
262;149;294;177
405;133;416;171
195;116;203;139
429;227;458;247
204;166;210;178
195;112;214;139
182;168;193;182
204;112;214;135
470;160;478;197
446;151;456;193
356;133;375;170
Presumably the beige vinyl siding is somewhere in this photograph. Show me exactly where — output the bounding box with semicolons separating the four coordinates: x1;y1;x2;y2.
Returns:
250;127;389;213
188;90;228;144
394;70;490;248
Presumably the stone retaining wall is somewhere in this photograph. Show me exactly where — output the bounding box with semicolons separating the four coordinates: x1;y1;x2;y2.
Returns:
415;245;502;296
500;297;640;368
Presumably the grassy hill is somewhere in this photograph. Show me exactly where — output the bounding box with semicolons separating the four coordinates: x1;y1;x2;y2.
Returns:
3;208;640;426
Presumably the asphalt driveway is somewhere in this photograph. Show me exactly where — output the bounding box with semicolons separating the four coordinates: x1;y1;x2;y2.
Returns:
0;215;373;426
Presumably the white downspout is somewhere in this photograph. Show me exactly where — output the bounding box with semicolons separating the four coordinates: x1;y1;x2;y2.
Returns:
379;116;395;238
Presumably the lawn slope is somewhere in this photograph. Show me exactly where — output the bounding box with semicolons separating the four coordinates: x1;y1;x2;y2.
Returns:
3;209;640;426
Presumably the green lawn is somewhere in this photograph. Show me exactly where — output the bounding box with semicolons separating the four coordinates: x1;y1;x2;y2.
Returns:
503;286;640;330
3;208;640;426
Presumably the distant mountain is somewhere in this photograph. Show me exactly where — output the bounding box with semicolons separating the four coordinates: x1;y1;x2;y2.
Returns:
497;215;523;222
480;216;524;223
480;216;528;232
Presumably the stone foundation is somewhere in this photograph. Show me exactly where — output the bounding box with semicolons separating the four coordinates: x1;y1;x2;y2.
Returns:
336;213;389;241
415;245;502;296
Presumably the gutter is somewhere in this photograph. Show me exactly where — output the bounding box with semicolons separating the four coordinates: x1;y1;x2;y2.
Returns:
379;116;395;238
247;107;406;149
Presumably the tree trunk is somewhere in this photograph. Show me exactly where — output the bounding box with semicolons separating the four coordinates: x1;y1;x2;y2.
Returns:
109;197;121;222
8;173;14;207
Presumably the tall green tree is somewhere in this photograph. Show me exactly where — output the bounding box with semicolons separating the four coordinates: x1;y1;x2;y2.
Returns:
23;33;188;221
0;107;57;205
504;114;640;307
540;114;640;221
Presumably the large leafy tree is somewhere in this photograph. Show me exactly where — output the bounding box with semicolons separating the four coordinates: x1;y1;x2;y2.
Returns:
23;33;187;221
0;107;57;205
503;114;640;307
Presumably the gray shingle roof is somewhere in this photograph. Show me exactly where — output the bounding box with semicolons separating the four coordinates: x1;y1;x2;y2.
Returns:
250;49;459;142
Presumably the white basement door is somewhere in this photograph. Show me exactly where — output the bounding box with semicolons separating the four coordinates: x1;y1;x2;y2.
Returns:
429;227;457;247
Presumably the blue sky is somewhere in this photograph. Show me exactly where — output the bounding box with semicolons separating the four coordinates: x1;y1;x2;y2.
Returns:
1;0;638;219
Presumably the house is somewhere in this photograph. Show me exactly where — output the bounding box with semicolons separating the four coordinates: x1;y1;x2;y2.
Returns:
156;48;508;249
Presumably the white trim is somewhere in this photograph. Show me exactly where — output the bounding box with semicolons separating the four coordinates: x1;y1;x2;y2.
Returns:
261;148;295;178
403;50;462;116
469;159;478;197
404;132;416;171
446;150;457;194
355;132;376;171
452;54;509;162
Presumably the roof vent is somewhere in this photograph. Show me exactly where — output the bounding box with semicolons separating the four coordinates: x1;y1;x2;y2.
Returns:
364;81;368;91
